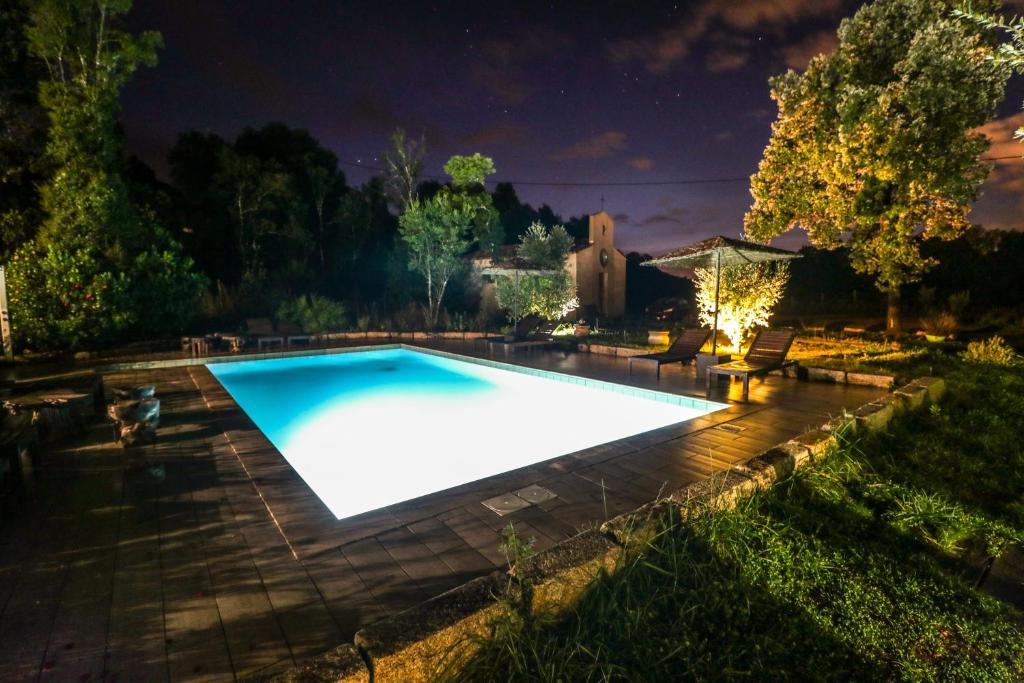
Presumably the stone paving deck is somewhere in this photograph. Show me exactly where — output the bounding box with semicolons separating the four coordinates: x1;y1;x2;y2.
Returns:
0;341;885;681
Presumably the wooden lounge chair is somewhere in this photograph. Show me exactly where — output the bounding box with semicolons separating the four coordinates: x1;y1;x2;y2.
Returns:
276;320;312;348
628;328;711;379
705;329;797;402
247;318;284;351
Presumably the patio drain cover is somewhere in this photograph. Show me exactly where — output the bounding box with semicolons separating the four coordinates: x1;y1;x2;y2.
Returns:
482;493;531;516
716;423;746;433
514;484;558;505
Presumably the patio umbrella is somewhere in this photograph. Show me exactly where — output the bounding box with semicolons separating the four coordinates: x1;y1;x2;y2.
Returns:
642;236;800;354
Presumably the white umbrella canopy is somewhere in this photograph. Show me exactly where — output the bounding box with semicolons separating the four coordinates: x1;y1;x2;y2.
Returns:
642;236;800;354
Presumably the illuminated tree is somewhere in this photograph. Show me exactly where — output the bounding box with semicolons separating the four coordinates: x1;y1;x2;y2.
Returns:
744;0;1011;333
399;192;473;328
493;223;578;323
693;262;789;351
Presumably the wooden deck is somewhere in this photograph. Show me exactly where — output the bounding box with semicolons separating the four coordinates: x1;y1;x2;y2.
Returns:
0;341;885;681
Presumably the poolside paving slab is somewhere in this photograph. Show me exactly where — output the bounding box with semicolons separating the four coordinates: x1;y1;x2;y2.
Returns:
0;341;887;680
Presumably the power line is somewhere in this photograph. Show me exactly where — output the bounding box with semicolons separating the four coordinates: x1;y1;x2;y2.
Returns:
337;154;1023;188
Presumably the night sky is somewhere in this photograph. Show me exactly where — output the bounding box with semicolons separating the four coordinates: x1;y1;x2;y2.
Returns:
121;0;1024;256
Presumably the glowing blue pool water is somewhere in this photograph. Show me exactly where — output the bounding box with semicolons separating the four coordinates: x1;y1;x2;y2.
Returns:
208;348;725;520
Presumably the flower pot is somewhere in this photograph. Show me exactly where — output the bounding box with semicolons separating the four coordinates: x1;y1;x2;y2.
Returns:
647;330;670;346
574;324;591;337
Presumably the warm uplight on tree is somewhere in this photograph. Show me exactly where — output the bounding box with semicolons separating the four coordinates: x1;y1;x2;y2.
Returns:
694;262;789;352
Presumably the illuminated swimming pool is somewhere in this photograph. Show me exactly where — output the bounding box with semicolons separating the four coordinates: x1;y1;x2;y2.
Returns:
207;347;726;520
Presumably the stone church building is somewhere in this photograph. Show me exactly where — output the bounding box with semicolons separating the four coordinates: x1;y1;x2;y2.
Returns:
471;211;627;320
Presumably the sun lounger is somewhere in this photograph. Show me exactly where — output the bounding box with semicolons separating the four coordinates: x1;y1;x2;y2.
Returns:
628;328;711;379
247;318;284;351
705;329;797;402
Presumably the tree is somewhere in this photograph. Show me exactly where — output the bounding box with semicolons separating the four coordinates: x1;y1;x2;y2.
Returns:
493;223;578;323
398;192;473;328
382;128;425;212
0;0;47;260
744;0;1012;333
444;153;495;188
956;7;1024;141
8;0;204;349
215;147;290;277
693;263;790;351
445;153;504;256
398;153;503;328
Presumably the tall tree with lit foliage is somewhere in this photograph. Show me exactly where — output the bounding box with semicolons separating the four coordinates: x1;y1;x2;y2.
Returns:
744;0;1012;333
8;0;204;349
399;153;500;328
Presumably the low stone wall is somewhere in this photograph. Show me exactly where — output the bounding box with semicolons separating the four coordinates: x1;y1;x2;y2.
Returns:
260;376;945;682
316;330;488;341
577;342;661;358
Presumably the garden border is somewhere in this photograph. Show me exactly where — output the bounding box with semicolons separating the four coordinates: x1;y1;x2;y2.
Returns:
254;376;944;682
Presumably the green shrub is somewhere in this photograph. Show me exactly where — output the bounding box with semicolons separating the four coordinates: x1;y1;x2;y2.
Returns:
275;295;347;334
7;242;204;350
962;336;1019;366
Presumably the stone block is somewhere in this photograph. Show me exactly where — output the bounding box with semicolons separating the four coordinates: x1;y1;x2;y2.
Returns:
821;414;856;438
787;429;836;461
806;366;847;384
894;384;929;411
600;500;669;546
853;399;896;431
845;372;895;388
743;445;800;486
513;529;618;582
912;377;946;404
262;643;368;683
355;571;508;682
514;530;621;615
669;469;759;516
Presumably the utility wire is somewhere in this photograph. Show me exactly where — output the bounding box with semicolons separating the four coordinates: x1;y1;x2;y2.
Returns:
337;153;1023;188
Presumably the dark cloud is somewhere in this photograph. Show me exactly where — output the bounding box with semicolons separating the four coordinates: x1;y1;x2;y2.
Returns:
973;113;1024;230
471;26;574;104
548;131;628;161
458;122;530;149
781;29;838;70
608;0;842;73
626;157;654;171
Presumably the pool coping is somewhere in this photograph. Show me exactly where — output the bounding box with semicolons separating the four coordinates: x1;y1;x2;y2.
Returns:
179;345;747;565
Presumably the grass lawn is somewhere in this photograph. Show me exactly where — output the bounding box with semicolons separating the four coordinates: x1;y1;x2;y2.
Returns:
437;353;1024;681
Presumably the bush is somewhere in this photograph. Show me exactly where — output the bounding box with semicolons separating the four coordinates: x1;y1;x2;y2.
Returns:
921;311;957;338
7;242;204;350
275;295;347;334
962;336;1020;366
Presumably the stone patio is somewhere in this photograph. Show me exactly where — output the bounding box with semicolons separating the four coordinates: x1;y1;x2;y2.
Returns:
0;341;885;681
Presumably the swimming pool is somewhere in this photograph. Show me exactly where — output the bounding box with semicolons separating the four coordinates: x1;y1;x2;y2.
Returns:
207;347;726;520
